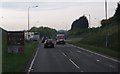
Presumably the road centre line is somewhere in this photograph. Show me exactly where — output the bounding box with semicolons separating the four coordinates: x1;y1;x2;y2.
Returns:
69;59;80;69
77;51;81;53
62;52;67;57
104;63;116;68
69;44;120;63
58;49;80;69
96;59;100;62
61;52;80;69
81;70;84;72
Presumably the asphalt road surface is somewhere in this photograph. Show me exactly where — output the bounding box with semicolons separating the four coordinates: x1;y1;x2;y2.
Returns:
28;43;119;73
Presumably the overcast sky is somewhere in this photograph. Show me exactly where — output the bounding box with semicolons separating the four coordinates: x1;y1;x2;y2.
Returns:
0;0;120;31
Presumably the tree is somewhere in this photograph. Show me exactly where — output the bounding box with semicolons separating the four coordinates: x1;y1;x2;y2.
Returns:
71;16;89;30
114;2;120;22
30;26;57;38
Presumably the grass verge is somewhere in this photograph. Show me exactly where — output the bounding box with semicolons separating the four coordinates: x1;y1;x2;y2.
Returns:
67;41;119;59
2;40;38;72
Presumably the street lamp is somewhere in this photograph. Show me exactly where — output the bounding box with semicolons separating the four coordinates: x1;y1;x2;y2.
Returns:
105;0;108;47
28;5;38;40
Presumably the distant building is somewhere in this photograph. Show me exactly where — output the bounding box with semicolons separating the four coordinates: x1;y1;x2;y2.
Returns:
24;32;39;41
24;32;34;40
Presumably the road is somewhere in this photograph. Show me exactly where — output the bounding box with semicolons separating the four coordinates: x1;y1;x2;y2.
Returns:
28;43;119;73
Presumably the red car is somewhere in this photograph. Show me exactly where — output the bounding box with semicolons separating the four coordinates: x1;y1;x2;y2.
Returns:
56;39;65;44
44;39;54;48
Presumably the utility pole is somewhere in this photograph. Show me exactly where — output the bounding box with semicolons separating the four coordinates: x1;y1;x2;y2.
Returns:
89;14;91;28
27;5;38;40
28;7;30;32
105;0;108;47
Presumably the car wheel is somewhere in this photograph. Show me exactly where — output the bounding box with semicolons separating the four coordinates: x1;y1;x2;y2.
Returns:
44;46;46;48
53;45;54;48
51;44;54;48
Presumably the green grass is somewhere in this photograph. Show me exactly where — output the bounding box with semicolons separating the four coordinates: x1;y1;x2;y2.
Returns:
67;24;119;59
2;41;38;72
67;41;119;59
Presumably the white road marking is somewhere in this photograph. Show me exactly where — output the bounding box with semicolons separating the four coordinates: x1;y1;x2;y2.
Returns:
69;44;120;63
27;48;39;74
59;50;80;69
62;52;67;57
77;51;81;53
104;63;116;68
69;59;80;69
109;65;115;68
81;70;84;72
96;59;100;62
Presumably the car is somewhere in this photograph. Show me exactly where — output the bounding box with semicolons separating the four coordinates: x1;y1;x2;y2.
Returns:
44;39;54;48
56;39;65;44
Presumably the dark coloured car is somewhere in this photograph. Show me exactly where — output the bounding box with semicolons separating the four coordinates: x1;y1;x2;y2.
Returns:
44;39;54;48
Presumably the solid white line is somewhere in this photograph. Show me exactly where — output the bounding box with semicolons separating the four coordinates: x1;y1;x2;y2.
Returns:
69;44;120;63
27;48;39;74
69;59;79;69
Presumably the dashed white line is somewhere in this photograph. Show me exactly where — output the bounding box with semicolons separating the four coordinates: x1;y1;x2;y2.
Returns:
81;70;84;72
27;48;39;74
60;51;80;69
108;65;115;68
69;59;80;69
96;59;100;62
69;44;120;63
62;52;67;57
104;63;116;68
77;51;81;53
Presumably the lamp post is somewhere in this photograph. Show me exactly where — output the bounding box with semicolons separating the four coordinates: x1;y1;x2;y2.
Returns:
105;0;108;47
28;5;38;40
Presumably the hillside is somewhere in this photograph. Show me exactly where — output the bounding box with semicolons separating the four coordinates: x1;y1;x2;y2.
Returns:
67;2;120;59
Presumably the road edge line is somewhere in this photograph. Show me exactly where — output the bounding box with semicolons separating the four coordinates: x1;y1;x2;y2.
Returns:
68;44;120;63
27;47;39;74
